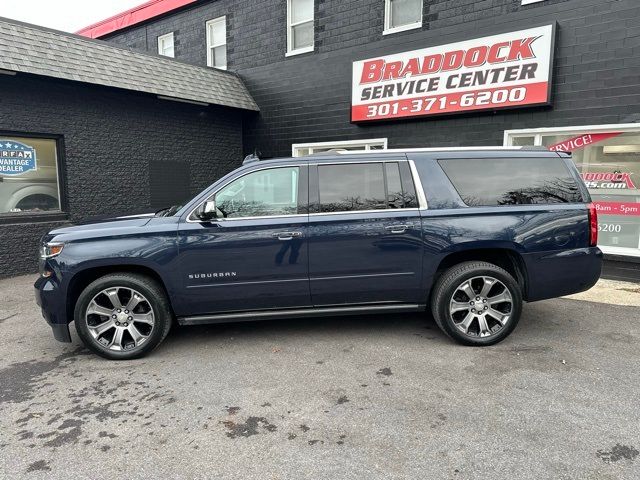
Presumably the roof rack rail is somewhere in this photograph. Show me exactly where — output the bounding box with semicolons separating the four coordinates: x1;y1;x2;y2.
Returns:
520;146;552;151
333;146;528;154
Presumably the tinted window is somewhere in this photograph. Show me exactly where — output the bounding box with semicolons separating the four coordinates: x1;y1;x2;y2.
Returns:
385;162;404;208
438;157;583;206
215;167;298;218
319;163;386;212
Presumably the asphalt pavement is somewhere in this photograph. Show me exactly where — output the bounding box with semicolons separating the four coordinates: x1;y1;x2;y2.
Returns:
0;275;638;479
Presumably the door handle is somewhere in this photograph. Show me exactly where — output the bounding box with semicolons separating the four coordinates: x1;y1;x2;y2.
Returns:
385;224;412;234
272;231;303;241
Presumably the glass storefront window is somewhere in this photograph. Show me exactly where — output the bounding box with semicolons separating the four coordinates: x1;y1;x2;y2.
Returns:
542;131;640;254
505;126;640;257
0;136;61;215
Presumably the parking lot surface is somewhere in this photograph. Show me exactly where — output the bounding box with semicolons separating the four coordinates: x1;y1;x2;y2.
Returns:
1;274;639;479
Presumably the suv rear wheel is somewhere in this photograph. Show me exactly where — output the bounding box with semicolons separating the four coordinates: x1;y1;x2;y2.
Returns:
74;273;172;360
431;261;523;346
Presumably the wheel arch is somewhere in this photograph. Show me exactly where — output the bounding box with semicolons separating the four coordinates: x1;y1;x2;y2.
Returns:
433;247;528;300
66;264;174;323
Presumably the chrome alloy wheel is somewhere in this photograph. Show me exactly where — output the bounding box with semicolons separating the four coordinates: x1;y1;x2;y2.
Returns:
448;276;513;338
85;287;155;351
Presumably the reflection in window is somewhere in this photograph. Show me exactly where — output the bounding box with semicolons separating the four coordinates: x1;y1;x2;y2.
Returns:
385;162;404;208
540;131;640;252
319;163;387;212
215;167;299;218
0;136;61;215
439;157;584;206
511;136;536;147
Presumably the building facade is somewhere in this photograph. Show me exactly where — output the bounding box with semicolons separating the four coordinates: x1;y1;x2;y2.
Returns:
92;0;640;268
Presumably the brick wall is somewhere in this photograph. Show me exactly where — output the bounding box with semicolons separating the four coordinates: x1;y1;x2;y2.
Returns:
103;0;640;157
0;74;244;277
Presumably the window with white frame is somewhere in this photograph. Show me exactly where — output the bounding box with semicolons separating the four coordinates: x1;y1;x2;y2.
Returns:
521;0;546;5
206;16;227;69
157;32;175;57
287;0;314;56
384;0;423;35
292;138;388;157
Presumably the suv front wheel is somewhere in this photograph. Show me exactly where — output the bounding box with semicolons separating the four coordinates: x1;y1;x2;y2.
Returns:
431;261;523;346
74;273;173;360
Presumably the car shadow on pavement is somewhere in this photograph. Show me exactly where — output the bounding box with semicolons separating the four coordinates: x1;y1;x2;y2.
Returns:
158;298;618;354
162;311;450;348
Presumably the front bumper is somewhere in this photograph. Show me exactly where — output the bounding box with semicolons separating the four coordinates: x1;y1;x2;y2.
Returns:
34;276;72;343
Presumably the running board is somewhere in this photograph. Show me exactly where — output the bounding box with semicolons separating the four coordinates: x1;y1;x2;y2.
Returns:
178;304;426;326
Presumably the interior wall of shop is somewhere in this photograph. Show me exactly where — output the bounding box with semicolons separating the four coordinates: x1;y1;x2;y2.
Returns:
0;74;243;278
102;0;640;158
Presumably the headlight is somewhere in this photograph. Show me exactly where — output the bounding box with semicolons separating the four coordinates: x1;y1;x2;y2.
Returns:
41;242;65;259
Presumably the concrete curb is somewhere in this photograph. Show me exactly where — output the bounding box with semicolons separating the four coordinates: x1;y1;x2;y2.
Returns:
564;279;640;307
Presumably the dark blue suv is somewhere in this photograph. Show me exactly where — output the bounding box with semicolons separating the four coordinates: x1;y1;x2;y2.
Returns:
35;148;602;359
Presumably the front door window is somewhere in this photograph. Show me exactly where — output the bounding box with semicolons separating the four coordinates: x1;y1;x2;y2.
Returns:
215;167;299;218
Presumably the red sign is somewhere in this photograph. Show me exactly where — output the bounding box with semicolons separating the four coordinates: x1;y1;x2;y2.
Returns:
351;25;555;122
594;201;640;217
547;132;622;152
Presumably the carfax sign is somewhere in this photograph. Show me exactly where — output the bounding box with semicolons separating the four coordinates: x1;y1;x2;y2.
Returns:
351;24;555;122
0;140;37;176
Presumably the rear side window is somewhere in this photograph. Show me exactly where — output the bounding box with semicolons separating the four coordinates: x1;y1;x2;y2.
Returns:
438;157;583;206
317;162;416;212
319;163;386;212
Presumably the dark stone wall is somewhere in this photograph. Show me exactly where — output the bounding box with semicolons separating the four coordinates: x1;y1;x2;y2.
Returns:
0;74;243;277
103;0;640;157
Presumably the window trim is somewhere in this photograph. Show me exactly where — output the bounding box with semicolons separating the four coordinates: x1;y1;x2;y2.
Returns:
206;16;227;70
292;138;388;157
383;0;423;36
521;0;546;5
286;0;314;57
0;131;68;223
157;32;175;58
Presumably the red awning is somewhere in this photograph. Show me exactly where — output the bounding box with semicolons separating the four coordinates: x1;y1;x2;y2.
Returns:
76;0;197;39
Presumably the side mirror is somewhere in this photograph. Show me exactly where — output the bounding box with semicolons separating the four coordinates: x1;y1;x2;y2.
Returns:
196;200;217;221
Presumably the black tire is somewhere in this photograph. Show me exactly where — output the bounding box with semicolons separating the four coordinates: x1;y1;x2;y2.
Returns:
74;273;173;360
430;261;523;346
